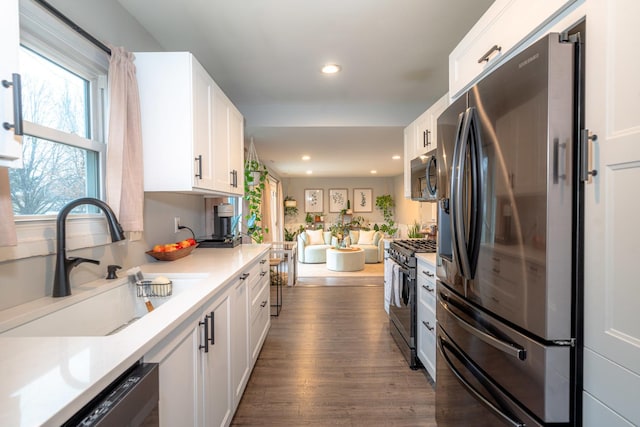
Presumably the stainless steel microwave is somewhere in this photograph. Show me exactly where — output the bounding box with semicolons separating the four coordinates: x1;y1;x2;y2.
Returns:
410;149;437;201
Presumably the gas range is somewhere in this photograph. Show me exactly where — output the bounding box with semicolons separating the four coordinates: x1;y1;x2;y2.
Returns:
388;239;437;267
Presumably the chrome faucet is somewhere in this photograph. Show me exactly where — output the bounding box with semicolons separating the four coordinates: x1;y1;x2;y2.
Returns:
53;197;126;297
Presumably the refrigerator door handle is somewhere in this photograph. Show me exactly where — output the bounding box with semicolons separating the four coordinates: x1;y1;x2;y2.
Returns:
451;107;483;280
439;296;527;361
450;110;467;278
438;335;526;427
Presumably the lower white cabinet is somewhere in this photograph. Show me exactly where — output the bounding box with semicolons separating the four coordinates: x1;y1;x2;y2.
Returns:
200;291;232;427
145;251;271;427
230;273;250;409
146;319;200;426
416;257;437;381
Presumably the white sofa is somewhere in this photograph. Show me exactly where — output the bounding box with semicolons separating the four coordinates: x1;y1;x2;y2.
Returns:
297;229;384;264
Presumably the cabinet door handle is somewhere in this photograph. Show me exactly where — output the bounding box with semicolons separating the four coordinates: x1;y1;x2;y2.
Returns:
260;300;267;308
478;44;502;63
260;259;267;264
2;74;23;136
199;315;209;353
580;129;598;181
209;311;215;345
239;272;250;280
260;271;267;277
195;155;203;179
422;320;435;331
425;129;431;147
422;270;434;278
422;284;434;293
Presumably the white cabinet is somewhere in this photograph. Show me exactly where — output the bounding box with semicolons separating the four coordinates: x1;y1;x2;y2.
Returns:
403;121;417;198
135;52;244;196
416;257;437;381
230;272;250;409
146;318;200;427
582;0;640;425
250;256;270;364
449;0;580;100
212;86;244;196
0;0;22;167
403;93;448;199
200;291;232;427
145;251;271;427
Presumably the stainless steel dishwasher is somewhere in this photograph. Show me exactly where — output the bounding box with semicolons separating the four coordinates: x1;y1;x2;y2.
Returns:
63;362;159;426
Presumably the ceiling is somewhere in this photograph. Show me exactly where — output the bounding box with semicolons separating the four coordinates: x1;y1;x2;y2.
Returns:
117;0;494;178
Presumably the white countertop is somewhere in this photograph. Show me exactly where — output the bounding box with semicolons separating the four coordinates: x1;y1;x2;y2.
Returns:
0;244;270;427
416;252;437;266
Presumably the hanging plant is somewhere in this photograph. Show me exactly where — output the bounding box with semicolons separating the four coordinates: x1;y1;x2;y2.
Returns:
244;141;269;243
284;195;298;217
375;194;398;237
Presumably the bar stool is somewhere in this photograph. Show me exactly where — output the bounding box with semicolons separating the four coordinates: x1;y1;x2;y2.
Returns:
269;257;283;316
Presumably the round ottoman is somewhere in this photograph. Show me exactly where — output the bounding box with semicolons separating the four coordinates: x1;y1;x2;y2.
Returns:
326;248;365;272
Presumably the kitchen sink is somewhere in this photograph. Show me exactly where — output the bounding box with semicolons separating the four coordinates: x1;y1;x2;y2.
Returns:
0;274;205;337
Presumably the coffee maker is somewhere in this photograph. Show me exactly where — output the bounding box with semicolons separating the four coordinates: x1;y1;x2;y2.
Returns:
213;203;234;240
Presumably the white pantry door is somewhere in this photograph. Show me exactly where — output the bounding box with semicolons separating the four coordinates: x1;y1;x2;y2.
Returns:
583;0;640;425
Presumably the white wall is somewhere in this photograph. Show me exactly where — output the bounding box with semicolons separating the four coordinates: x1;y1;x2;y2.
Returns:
281;174;436;238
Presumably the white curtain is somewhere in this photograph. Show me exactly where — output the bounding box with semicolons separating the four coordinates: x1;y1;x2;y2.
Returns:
105;45;144;234
0;167;17;247
276;180;284;242
262;178;273;243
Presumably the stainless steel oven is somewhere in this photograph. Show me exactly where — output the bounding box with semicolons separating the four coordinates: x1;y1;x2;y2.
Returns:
388;239;437;369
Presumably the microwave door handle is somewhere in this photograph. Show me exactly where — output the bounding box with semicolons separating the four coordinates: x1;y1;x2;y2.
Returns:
450;110;467;278
437;336;526;427
438;297;526;360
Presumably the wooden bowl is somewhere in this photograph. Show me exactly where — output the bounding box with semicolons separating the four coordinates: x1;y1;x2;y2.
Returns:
146;244;197;261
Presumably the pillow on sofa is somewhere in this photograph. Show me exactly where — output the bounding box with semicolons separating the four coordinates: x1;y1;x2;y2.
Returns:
306;229;325;245
357;230;375;245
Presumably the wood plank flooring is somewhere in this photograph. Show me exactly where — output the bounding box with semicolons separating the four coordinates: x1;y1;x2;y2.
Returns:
231;278;437;426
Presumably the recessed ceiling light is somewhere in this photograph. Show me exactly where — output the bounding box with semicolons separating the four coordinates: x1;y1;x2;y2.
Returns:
370;170;377;174
321;63;341;74
306;170;313;175
392;155;401;160
302;155;310;161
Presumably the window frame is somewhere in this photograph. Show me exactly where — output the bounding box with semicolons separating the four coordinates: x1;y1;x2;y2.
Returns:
0;1;113;262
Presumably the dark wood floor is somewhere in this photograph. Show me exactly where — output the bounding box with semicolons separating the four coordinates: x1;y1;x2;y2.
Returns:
231;278;437;426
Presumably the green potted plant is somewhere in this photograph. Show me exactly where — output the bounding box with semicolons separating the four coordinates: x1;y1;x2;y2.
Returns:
407;220;423;238
375;194;398;237
244;158;269;243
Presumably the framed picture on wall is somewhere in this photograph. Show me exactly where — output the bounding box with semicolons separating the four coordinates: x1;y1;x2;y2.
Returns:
329;188;348;212
304;189;324;212
353;188;373;212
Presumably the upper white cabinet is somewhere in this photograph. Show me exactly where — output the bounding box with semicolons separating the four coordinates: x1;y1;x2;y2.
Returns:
403;93;449;199
0;0;22;167
449;0;579;100
213;86;244;195
403;121;417;198
135;52;244;196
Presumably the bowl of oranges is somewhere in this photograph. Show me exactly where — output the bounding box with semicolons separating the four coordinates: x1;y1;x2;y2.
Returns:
146;238;198;261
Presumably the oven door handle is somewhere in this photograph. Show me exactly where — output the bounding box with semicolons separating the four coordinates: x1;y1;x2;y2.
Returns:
439;297;526;361
438;335;526;427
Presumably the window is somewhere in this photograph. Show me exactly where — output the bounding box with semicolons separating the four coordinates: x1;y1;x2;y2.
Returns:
0;1;110;262
10;2;108;217
9;46;104;215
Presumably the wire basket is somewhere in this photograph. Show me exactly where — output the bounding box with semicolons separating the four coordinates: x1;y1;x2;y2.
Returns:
136;280;173;297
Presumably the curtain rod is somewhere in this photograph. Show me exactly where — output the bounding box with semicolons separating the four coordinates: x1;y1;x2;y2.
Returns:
33;0;112;56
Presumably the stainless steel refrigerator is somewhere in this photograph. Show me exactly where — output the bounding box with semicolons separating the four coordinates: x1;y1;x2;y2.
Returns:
435;32;583;426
